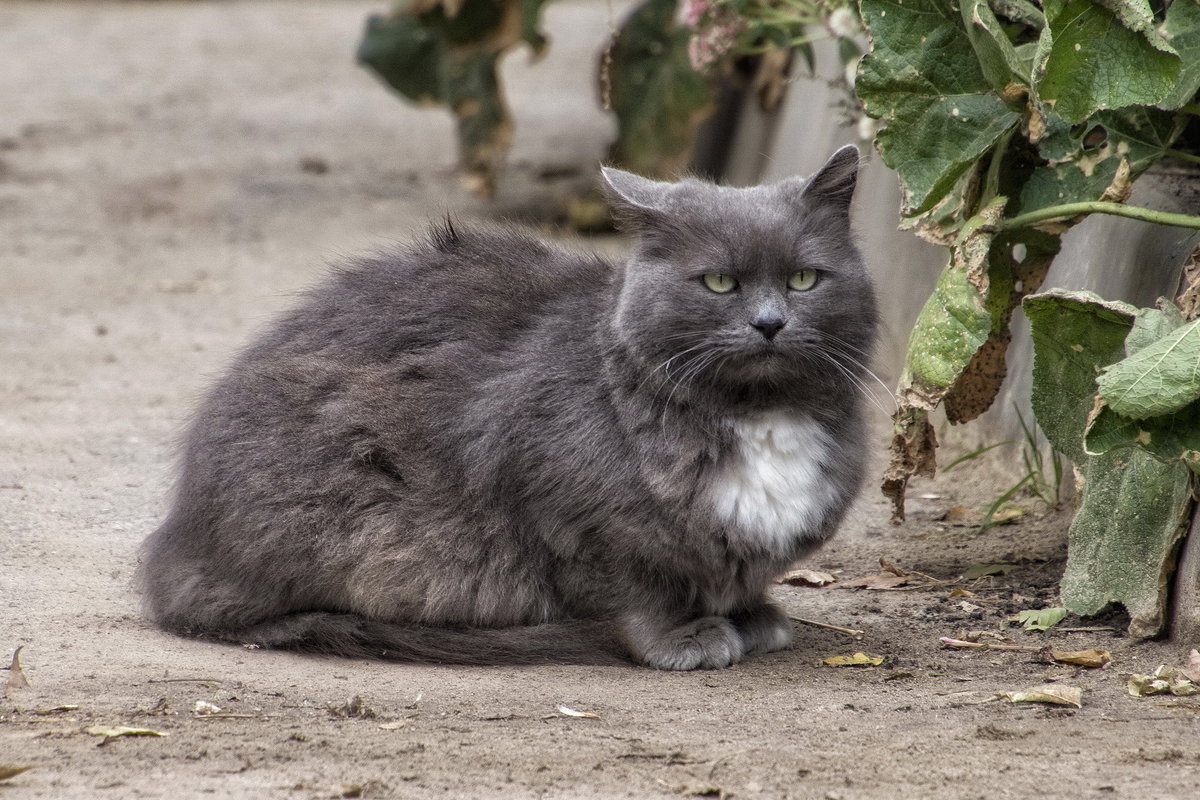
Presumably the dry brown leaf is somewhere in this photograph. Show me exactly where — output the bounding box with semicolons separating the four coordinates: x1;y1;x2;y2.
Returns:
0;766;33;782
1181;649;1200;683
1049;649;1112;668
5;646;30;697
1000;684;1083;708
777;568;838;587
938;505;983;525
879;557;908;577
823;652;885;667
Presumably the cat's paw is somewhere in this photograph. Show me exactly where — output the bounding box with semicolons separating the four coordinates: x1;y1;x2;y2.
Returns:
733;603;793;654
636;616;745;670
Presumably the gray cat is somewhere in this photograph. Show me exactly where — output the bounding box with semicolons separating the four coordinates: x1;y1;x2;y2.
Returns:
137;146;878;670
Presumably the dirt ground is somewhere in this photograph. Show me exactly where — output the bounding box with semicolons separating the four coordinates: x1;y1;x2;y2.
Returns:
3;2;1200;798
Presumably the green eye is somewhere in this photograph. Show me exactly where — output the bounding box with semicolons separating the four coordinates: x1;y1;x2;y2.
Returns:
788;269;819;291
702;273;738;293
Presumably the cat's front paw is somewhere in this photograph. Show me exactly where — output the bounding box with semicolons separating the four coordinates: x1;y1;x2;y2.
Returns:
733;602;793;654
636;616;745;670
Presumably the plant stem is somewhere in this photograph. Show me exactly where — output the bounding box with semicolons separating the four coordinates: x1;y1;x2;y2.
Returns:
1000;202;1200;232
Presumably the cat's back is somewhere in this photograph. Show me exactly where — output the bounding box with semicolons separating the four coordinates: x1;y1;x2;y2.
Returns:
255;222;612;365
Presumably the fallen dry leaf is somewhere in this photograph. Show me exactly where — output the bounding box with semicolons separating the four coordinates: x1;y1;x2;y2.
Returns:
329;695;377;719
1128;665;1199;697
1181;649;1200;684
823;652;884;667
1049;649;1111;669
948;588;978;599
192;700;222;715
557;705;600;719
879;557;907;577
777;568;838;587
377;721;407;730
999;684;1083;708
938;505;982;525
0;766;33;782
988;505;1027;524
5;646;30;697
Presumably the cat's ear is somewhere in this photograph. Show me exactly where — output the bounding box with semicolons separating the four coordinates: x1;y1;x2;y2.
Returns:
600;167;672;228
780;145;860;211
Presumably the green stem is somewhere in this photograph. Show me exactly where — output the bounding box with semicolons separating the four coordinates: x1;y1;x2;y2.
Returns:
1165;148;1200;166
1000;202;1200;231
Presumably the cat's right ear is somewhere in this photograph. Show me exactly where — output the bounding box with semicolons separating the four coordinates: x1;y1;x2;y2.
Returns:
600;167;671;230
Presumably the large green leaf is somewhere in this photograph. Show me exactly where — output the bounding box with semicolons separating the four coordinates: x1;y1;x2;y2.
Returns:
606;0;715;177
1060;447;1193;636
1037;0;1180;124
960;0;1032;88
1024;289;1137;461
1162;0;1200;110
1097;318;1200;419
1085;401;1200;471
858;0;1022;215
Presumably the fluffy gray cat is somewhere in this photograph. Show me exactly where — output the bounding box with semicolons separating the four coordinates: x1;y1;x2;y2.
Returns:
138;145;878;670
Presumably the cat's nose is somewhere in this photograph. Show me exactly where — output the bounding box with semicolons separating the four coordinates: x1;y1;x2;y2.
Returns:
750;316;786;340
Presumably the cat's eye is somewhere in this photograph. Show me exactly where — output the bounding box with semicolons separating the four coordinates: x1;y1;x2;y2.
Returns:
702;273;738;294
788;269;819;292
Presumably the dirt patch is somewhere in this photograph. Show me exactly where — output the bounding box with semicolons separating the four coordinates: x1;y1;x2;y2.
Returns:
2;2;1199;799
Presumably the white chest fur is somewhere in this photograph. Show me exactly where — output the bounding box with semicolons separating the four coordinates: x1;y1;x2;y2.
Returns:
710;412;839;550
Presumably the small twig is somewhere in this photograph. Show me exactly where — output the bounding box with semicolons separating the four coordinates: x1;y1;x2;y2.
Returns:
147;678;223;684
193;713;269;720
940;637;1041;652
1057;626;1116;633
790;616;864;638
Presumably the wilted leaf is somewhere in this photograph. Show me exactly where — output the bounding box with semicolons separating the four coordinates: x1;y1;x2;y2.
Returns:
1020;108;1183;215
0;766;33;782
85;726;169;741
5;646;30;697
1000;684;1083;707
962;563;1017;580
778;568;838;587
939;505;983;526
1049;648;1111;668
1061;447;1193;637
823;652;885;667
557;705;600;718
1018;607;1067;631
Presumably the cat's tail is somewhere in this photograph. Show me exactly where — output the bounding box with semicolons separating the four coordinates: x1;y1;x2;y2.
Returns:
213;612;628;666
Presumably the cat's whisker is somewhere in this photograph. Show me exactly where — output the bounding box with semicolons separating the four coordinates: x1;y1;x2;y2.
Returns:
813;343;896;413
801;348;892;417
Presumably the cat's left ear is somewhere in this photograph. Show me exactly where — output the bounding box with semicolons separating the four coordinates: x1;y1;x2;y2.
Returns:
779;145;860;211
600;167;672;227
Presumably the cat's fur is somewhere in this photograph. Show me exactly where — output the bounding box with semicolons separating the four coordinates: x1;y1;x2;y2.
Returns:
137;146;878;670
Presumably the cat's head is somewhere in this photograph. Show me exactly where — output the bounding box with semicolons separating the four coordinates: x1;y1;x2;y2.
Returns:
601;146;878;410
